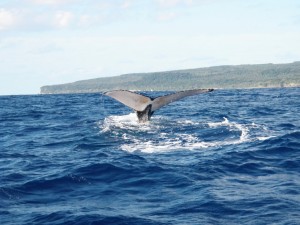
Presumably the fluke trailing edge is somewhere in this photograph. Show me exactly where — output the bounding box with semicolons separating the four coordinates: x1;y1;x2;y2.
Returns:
104;89;214;123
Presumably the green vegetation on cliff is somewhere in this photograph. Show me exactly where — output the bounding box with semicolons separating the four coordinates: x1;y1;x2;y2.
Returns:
40;62;300;94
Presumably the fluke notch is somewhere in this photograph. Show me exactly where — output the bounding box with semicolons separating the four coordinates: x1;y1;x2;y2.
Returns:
104;89;214;123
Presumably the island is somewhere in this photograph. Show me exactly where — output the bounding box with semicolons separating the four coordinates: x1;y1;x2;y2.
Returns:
40;62;300;94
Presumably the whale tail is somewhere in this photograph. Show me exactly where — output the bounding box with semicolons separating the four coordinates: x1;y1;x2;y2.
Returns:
104;89;214;123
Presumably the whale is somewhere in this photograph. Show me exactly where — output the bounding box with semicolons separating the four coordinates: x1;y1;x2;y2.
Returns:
104;89;214;123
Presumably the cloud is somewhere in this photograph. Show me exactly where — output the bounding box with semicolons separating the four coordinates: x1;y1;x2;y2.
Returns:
121;0;134;9
32;43;64;54
53;11;73;28
157;0;180;7
78;15;91;26
0;8;18;30
78;14;102;27
157;12;177;21
156;0;193;8
30;0;71;5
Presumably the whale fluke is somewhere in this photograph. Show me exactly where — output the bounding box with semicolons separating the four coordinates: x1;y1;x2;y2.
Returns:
104;89;214;123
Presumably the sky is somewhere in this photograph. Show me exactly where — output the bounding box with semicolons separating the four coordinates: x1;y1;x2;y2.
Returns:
0;0;300;95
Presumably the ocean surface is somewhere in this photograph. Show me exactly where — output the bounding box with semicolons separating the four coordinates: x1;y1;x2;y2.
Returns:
0;88;299;225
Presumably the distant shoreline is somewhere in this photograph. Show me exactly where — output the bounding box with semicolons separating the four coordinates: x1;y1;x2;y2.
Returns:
40;61;300;94
37;86;300;96
1;86;299;97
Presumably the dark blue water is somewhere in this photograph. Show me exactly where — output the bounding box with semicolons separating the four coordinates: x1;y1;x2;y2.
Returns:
1;88;300;225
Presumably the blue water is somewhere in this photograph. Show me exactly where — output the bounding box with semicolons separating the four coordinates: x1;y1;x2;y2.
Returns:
1;88;300;225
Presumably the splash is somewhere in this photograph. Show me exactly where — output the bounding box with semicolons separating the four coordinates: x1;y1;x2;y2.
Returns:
98;115;272;153
100;113;161;133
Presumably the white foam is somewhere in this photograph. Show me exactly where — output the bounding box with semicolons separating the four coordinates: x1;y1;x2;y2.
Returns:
257;136;270;141
99;113;155;133
207;117;250;143
120;132;208;153
98;115;273;153
207;117;230;127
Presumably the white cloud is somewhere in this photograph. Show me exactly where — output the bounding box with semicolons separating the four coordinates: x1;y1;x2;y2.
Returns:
0;8;18;30
78;14;102;27
77;13;111;28
156;0;193;7
53;11;73;28
78;15;91;26
157;0;180;7
157;12;177;21
30;0;71;5
121;0;133;9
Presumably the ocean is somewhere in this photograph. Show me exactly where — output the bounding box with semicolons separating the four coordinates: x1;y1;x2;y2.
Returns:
0;88;299;225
